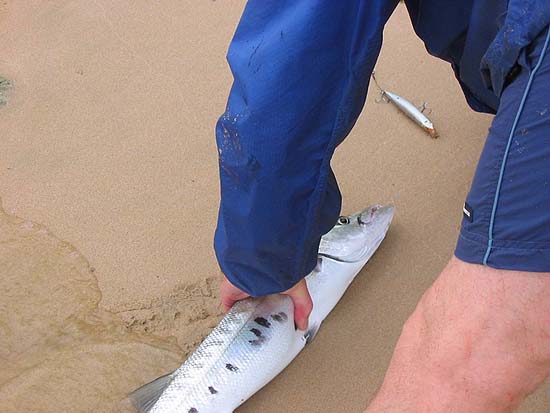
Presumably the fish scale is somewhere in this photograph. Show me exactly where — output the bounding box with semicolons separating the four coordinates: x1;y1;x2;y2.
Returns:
130;204;395;412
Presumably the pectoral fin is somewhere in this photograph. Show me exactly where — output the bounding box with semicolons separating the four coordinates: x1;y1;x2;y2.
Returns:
305;322;320;344
128;370;176;412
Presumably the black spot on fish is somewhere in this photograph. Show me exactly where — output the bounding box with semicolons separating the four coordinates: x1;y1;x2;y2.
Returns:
255;317;271;328
249;336;266;346
250;328;262;337
226;363;239;372
208;386;218;394
272;312;288;322
189;409;198;413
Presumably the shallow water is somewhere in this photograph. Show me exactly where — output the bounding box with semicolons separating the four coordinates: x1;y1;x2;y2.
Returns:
0;202;193;412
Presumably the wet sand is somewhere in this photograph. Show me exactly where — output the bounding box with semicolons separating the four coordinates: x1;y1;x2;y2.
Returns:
0;202;183;411
0;2;548;412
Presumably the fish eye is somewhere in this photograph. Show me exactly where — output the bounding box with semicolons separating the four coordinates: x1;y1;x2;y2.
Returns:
338;216;350;225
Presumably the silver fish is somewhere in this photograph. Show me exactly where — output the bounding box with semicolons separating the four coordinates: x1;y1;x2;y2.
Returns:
129;204;395;413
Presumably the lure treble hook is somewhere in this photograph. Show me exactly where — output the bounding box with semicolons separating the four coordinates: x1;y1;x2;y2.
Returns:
371;71;389;104
418;101;432;116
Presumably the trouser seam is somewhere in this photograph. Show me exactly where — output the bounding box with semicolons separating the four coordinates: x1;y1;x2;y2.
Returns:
483;26;550;265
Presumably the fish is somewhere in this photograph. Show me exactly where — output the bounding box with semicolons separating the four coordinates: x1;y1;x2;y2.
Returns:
129;204;395;413
371;71;439;138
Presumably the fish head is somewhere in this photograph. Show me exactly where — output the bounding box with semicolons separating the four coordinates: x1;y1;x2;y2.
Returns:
305;204;395;333
318;204;395;262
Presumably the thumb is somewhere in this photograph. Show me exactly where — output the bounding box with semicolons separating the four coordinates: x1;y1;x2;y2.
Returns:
283;279;313;331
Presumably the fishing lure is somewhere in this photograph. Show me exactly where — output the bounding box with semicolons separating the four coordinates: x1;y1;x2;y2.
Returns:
372;71;438;138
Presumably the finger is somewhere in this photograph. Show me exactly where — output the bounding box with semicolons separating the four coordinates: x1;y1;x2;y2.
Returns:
221;295;236;313
293;296;312;331
286;281;313;331
220;278;237;313
220;276;250;313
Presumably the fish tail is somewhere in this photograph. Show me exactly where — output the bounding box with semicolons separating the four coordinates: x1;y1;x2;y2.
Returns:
127;370;176;412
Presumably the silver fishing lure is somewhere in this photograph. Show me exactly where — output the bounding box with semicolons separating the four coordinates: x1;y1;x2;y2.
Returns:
372;71;439;138
129;204;395;413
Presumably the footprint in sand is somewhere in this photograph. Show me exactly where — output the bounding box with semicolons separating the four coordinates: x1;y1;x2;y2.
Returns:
115;276;224;355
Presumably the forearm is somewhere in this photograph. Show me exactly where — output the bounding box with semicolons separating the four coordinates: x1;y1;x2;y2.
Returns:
366;257;550;412
215;0;398;296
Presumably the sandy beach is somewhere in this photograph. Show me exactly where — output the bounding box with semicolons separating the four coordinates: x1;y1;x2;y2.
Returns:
1;1;548;411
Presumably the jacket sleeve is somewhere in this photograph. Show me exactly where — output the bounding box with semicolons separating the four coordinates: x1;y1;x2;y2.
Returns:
214;0;398;296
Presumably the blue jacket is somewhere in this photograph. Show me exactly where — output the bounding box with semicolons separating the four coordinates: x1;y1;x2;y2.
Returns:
214;0;550;296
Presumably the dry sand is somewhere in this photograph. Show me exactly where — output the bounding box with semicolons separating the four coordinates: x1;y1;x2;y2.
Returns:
0;1;548;412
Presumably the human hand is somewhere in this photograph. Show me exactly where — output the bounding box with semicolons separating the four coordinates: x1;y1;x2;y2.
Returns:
220;275;313;331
